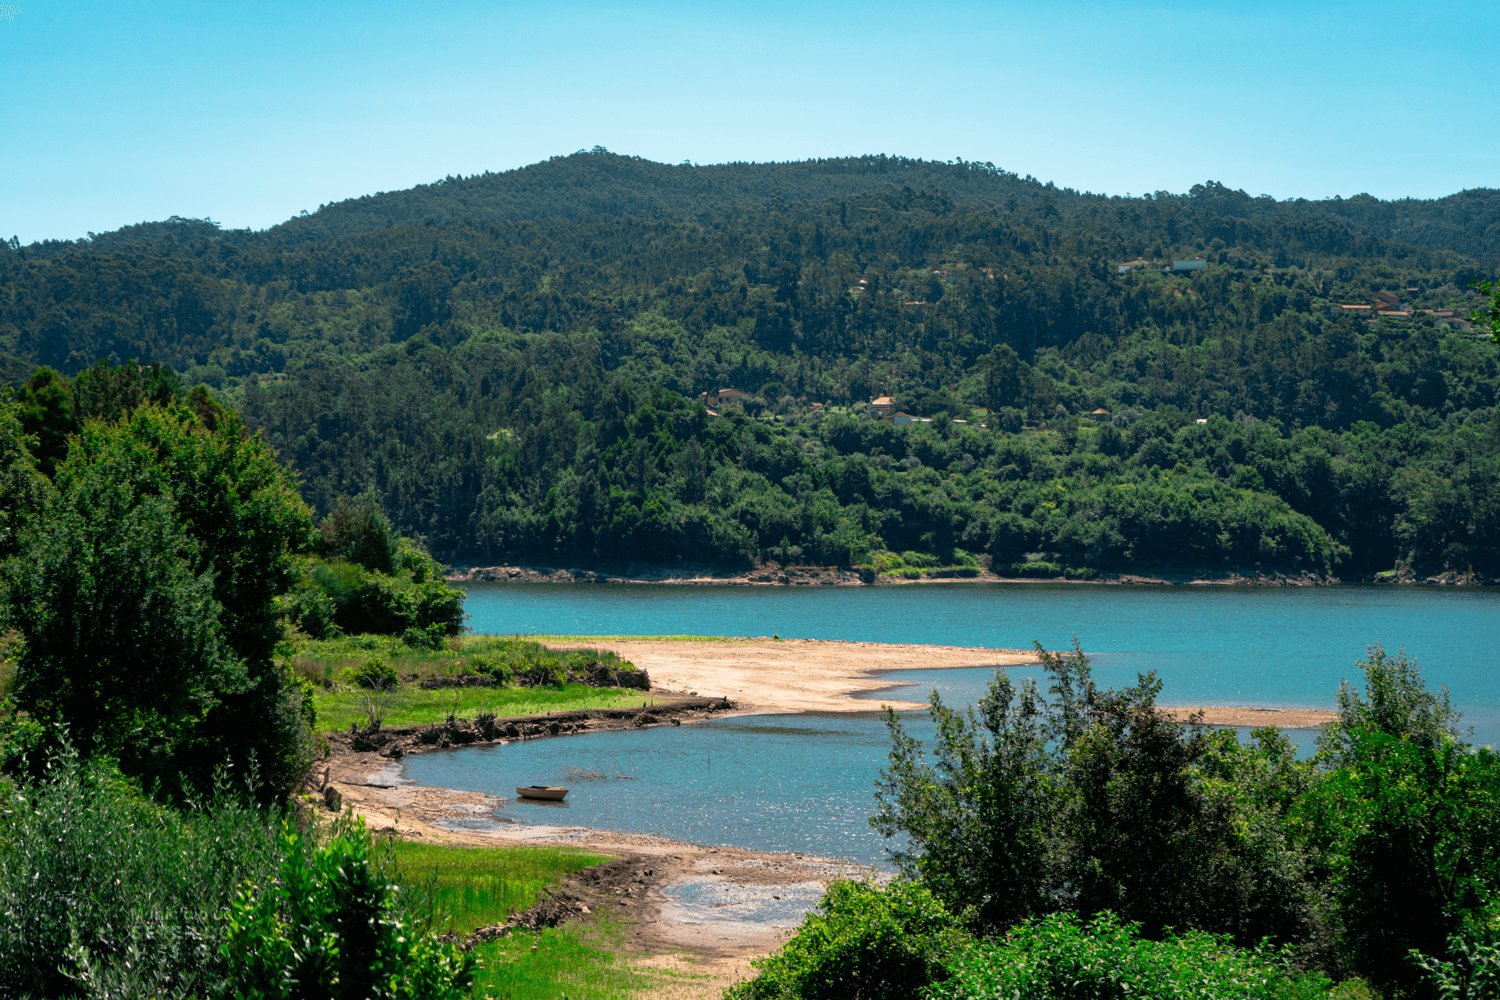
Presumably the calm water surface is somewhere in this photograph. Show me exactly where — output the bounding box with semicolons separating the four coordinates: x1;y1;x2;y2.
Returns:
399;584;1500;864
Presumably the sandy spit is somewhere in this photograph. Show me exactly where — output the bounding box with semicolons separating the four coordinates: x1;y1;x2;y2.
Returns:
592;637;1038;714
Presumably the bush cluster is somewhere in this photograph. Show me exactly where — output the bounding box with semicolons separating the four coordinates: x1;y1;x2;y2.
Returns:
0;744;472;1000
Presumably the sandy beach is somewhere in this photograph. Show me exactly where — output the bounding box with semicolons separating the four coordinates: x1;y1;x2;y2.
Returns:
595;636;1037;713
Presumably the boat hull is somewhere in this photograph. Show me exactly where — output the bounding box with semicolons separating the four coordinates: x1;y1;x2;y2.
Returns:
516;785;568;801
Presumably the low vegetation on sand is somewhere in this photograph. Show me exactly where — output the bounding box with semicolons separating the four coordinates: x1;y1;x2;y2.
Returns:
290;633;656;732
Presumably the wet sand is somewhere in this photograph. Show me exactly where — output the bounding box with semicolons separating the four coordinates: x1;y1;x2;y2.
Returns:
1162;705;1335;728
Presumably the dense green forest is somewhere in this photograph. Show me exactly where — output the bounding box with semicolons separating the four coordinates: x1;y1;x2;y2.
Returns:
4;150;1499;577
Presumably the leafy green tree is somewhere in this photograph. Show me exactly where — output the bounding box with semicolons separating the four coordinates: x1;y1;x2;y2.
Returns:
72;358;183;424
6;401;316;794
0;393;49;561
319;494;398;574
1297;734;1500;994
1472;279;1500;344
1317;644;1466;764
6;448;243;782
873;638;1315;947
13;366;76;476
871;666;1056;933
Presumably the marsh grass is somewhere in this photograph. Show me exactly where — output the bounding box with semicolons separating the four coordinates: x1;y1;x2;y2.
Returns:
292;634;640;688
312;684;649;732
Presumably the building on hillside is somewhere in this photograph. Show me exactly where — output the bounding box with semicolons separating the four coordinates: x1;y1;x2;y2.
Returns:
1089;408;1112;421
893;412;932;426
1170;260;1207;272
700;388;753;408
869;395;896;416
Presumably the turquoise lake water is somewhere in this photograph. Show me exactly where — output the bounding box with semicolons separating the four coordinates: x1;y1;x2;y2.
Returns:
398;584;1500;865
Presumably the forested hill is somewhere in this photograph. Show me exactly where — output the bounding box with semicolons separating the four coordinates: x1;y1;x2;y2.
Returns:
15;151;1500;260
3;152;1500;581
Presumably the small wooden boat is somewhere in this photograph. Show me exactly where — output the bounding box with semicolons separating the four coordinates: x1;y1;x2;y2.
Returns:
515;785;568;801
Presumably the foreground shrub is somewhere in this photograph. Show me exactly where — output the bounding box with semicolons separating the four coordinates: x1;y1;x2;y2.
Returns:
217;819;474;1000
724;879;968;1000
0;743;284;999
928;912;1334;1000
0;741;473;1000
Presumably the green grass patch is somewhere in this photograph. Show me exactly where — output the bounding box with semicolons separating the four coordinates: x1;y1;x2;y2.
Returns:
311;684;655;733
471;920;656;1000
384;841;657;1000
385;841;609;933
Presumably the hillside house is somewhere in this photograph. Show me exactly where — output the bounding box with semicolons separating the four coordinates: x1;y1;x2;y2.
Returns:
1170;260;1207;272
700;388;753;408
893;412;932;426
1089;408;1112;421
869;395;896;416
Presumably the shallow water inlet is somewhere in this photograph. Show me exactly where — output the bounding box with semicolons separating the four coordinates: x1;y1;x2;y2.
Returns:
659;876;825;929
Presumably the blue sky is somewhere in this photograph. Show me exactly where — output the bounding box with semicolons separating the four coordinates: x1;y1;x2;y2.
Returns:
2;0;1496;244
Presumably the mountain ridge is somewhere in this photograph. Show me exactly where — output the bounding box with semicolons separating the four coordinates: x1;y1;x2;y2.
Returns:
16;151;1500;262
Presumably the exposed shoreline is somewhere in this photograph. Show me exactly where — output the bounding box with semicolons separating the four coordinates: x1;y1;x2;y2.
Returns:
318;637;1333;995
449;563;1340;587
1161;705;1334;728
447;563;1496;588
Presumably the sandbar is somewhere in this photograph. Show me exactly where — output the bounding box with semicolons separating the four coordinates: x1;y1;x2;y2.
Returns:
572;638;1333;728
1162;705;1335;728
588;637;1038;713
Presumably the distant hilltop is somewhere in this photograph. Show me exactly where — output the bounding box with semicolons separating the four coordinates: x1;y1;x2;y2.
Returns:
24;150;1500;261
